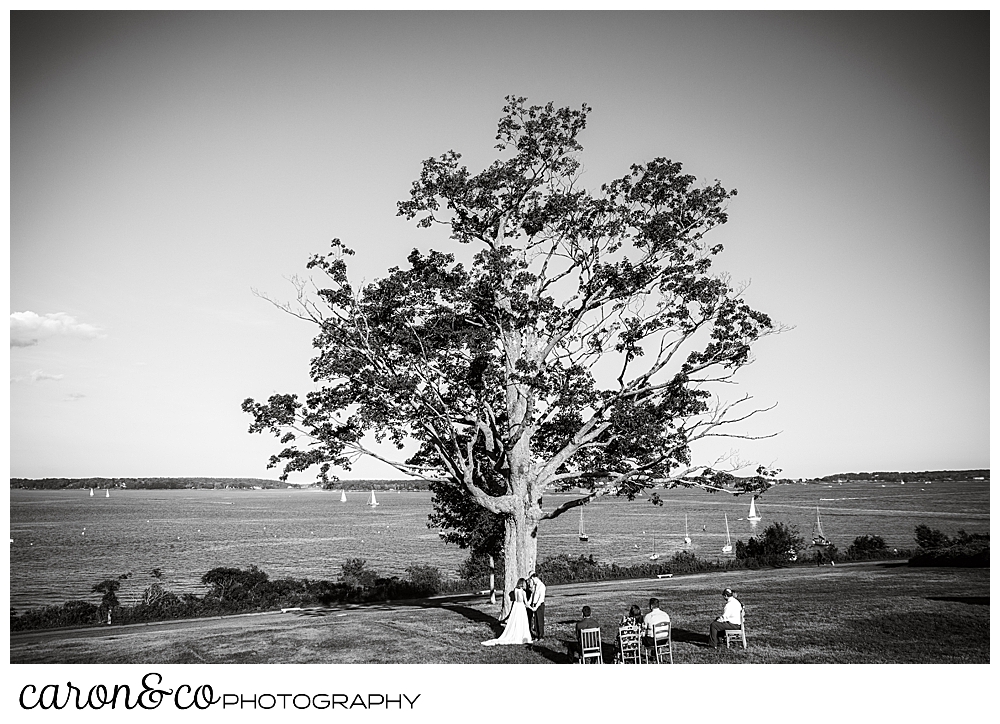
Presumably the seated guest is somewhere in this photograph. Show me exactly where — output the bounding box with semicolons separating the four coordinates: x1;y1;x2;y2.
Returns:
574;605;600;661
620;604;643;628
709;588;743;649
575;605;599;639
616;604;643;662
642;597;670;648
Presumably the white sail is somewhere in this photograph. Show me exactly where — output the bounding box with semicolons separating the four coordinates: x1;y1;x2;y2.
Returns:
340;490;347;503
684;513;691;546
722;513;733;553
748;497;761;522
648;532;659;560
106;489;110;498
812;506;832;546
368;489;379;507
579;507;588;541
90;488;94;497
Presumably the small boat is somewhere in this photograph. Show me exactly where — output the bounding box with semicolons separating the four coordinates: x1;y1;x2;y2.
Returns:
722;514;733;553
811;506;833;547
89;488;94;497
683;513;691;546
747;496;761;523
648;533;659;561
105;489;110;498
578;506;589;542
367;489;379;508
340;490;347;503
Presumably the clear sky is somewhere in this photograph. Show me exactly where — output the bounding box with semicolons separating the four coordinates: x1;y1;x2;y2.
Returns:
9;11;989;481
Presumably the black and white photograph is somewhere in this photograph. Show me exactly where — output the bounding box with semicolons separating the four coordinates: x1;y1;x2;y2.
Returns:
8;7;990;720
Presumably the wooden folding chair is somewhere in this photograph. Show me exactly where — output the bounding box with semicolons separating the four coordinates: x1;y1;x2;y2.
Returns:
579;627;603;664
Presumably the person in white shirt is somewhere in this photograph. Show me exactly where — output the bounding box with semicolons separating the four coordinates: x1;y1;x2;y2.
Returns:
527;572;546;640
642;597;670;648
709;588;743;648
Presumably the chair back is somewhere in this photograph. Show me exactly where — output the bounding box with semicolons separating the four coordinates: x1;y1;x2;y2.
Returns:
724;605;747;649
618;624;641;664
579;627;602;664
643;620;673;664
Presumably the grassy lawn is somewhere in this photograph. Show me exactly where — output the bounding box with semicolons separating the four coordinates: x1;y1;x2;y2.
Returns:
10;562;988;664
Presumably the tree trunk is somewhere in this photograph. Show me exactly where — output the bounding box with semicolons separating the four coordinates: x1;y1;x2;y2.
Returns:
499;508;539;618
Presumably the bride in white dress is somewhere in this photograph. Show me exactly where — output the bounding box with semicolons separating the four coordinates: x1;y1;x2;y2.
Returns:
482;578;533;646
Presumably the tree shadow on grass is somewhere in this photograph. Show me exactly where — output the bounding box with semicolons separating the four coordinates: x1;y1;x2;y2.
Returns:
403;598;576;662
286;596;596;663
671;626;710;646
531;641;576;664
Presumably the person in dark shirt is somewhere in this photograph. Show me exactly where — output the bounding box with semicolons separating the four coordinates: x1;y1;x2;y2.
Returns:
574;605;601;661
575;605;599;638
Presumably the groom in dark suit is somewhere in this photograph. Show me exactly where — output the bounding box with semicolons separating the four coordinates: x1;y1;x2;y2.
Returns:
526;572;546;640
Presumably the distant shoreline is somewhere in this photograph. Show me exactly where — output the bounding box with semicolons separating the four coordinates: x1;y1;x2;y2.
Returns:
9;469;990;491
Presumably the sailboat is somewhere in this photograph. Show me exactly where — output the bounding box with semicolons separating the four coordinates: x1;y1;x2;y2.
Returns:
747;496;761;523
578;506;588;542
648;532;659;560
722;514;733;553
105;489;110;498
340;490;347;503
811;506;832;547
89;488;94;497
367;489;379;508
683;513;692;546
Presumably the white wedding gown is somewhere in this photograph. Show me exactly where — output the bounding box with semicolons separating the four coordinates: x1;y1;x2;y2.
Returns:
482;589;533;646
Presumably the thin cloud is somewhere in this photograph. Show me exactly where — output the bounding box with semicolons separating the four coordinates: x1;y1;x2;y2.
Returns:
10;311;104;348
66;393;86;401
30;370;65;382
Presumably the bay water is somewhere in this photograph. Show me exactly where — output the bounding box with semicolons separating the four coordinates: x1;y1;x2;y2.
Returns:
9;479;988;613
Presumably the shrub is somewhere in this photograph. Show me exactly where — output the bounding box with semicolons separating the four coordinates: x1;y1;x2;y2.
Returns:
735;522;805;564
914;525;951;550
405;565;443;596
339;559;379;588
457;551;498;586
10;600;101;632
847;535;888;558
201;565;270;605
910;527;989;568
91;578;122;609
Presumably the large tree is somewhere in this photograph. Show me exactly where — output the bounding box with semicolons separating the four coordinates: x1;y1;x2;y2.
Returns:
244;97;779;613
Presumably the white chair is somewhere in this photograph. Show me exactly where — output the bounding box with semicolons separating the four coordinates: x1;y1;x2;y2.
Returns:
724;608;747;649
579;628;603;664
617;624;641;664
643;620;673;664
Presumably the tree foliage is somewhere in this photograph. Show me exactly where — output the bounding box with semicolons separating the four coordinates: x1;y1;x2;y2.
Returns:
847;534;888;557
914;524;952;550
200;565;270;603
735;521;804;563
91;578;122;611
244;97;779;606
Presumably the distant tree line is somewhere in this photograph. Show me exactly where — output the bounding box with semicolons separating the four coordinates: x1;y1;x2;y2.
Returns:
817;470;988;483
12;471;985;491
9;477;431;491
